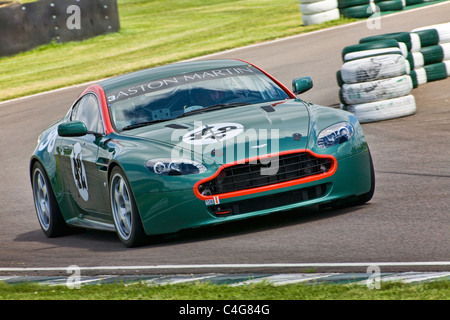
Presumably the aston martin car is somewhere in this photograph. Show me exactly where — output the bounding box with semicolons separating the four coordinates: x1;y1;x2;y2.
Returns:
30;59;374;247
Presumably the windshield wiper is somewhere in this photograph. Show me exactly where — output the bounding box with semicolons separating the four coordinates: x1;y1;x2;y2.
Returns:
121;119;170;131
209;102;252;109
176;102;250;119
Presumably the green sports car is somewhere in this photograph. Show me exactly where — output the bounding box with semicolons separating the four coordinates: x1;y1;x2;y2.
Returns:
30;59;374;247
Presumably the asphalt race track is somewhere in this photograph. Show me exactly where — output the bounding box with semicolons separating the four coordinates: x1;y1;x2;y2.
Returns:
0;2;449;275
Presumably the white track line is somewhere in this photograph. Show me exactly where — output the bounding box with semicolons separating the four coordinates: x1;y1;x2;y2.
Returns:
1;1;449;107
0;261;449;272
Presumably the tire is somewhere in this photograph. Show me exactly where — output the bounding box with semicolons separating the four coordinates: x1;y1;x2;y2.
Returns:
412;22;450;44
420;45;444;65
398;42;408;57
339;75;413;105
409;68;426;88
336;69;345;87
404;62;450;85
300;0;337;15
299;0;327;3
337;0;370;9
330;148;375;208
444;60;450;77
31;162;69;237
409;32;421;52
412;29;439;47
405;0;423;4
301;8;340;26
342;39;403;61
411;62;449;86
442;43;450;61
359;32;412;51
355;148;375;205
109;166;147;247
420;45;442;65
343;47;403;62
423;62;448;82
341;94;417;123
406;51;424;69
340;54;409;84
409;43;450;68
418;43;450;65
339;4;374;18
375;0;405;11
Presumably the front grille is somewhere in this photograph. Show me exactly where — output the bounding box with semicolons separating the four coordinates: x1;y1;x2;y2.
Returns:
209;183;329;216
198;151;334;196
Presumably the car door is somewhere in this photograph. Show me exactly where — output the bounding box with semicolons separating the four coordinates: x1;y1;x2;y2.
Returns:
59;93;110;219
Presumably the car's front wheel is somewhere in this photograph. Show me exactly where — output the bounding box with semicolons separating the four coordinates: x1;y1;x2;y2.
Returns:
31;162;69;237
355;148;375;205
109;166;147;247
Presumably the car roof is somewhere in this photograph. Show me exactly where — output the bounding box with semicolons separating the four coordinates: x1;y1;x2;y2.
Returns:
98;59;250;93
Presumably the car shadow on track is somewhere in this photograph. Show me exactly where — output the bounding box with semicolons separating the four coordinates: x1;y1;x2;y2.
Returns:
14;227;122;251
149;203;371;248
14;203;371;251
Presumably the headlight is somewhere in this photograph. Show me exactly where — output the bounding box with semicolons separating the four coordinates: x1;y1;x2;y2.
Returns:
145;159;207;175
317;122;354;148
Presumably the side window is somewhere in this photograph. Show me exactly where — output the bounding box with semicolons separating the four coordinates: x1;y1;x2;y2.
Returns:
71;94;104;135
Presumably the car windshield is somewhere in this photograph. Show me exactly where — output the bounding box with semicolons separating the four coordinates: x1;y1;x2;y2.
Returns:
105;65;290;131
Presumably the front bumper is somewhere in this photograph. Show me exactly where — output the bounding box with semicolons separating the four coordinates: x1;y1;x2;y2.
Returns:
136;148;372;236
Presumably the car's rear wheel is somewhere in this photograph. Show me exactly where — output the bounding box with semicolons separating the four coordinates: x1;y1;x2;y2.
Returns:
32;162;68;237
109;166;147;247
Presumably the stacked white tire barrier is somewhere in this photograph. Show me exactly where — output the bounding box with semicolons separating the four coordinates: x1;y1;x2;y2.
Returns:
299;0;340;26
342;95;416;123
358;23;450;88
337;39;415;123
337;22;450;123
409;22;450;87
300;0;429;26
338;0;374;19
338;0;405;19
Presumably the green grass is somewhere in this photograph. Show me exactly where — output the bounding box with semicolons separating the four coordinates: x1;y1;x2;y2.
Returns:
0;0;357;102
0;280;448;300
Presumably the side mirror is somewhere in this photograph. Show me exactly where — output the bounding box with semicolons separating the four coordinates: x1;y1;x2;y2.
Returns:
58;121;88;137
292;76;313;95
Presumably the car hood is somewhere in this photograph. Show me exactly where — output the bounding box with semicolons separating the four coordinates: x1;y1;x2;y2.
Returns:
125;100;311;165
